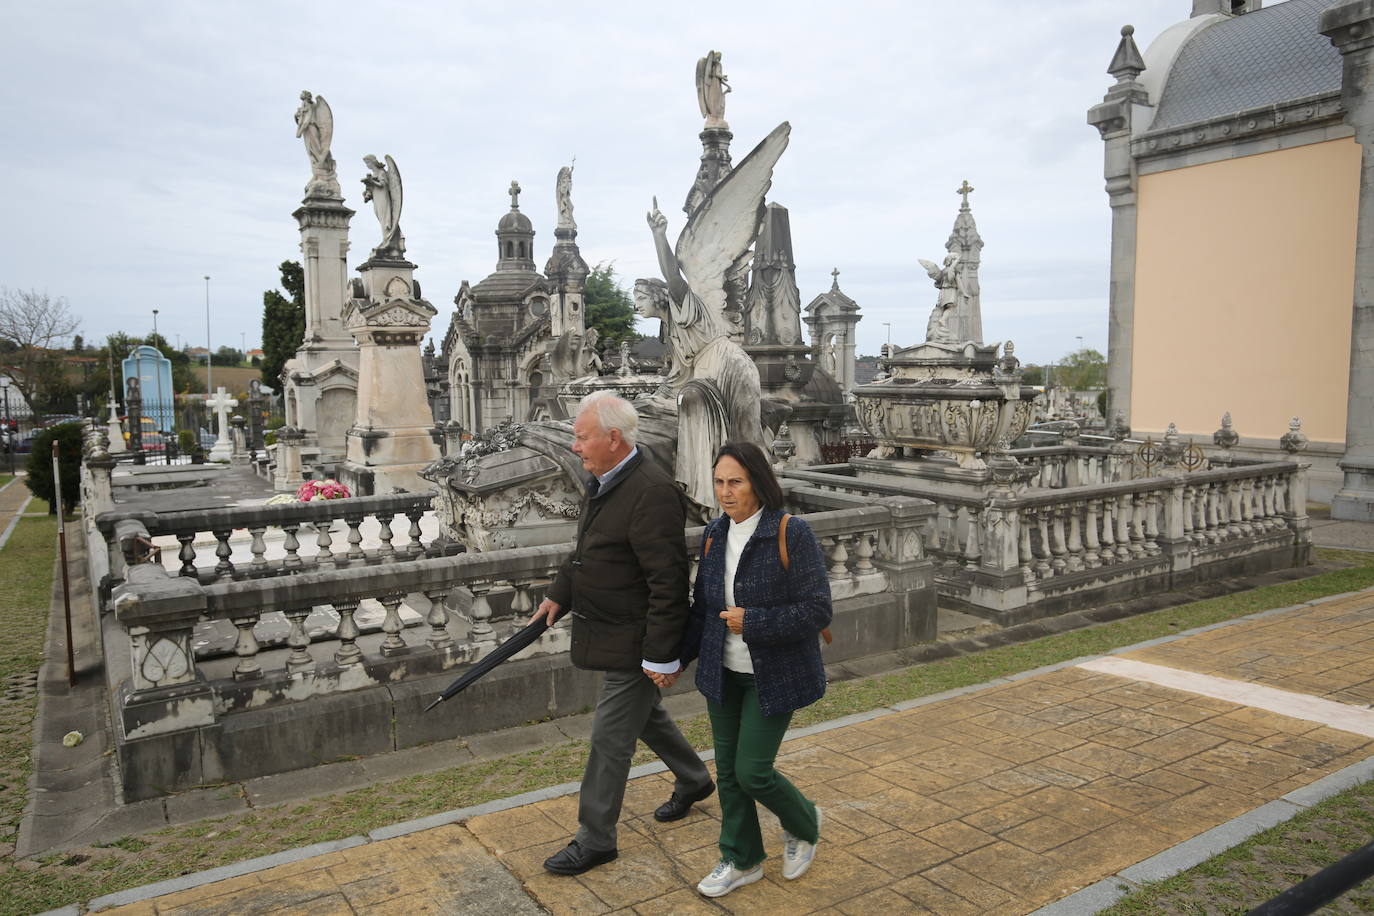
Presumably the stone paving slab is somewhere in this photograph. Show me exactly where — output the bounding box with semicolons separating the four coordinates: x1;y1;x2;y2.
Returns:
91;590;1374;915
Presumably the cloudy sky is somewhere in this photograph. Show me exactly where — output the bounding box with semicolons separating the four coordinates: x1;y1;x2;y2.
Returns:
5;1;1193;365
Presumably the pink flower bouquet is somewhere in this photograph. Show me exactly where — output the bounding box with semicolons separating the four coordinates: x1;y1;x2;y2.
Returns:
296;478;351;502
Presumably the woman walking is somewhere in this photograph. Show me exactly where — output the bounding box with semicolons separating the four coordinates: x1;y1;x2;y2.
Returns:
673;440;832;898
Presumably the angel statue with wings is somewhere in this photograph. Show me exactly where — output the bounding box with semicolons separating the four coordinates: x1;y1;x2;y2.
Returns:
918;252;966;344
361;154;405;257
695;50;731;129
634;121;790;512
294;91;340;197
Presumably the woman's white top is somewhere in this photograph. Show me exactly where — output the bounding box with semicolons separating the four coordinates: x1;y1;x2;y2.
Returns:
722;507;763;673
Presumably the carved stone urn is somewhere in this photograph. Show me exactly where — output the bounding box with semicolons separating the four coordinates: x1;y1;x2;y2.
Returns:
851;340;1037;470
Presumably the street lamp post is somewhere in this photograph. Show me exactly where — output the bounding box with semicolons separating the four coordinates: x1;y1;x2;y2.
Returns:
204;276;212;398
1;377;12;475
152;309;165;438
883;322;892;355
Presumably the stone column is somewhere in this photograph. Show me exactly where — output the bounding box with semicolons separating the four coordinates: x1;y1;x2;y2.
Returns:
1087;26;1152;425
1323;2;1374;520
339;254;441;495
274;425;306;492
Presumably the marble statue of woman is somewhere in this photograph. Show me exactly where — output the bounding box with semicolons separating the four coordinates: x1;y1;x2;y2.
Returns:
640;121;790;510
361;154;405;256
555;165;575;230
695;50;731;129
294;91;340;197
919;252;964;344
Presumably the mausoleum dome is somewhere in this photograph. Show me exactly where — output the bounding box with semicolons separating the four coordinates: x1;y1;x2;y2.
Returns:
499;209;533;232
1146;0;1342;132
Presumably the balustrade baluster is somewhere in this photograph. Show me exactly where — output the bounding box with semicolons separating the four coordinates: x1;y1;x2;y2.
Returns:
827;537;850;578
1236;480;1255;536
249;526;269;576
282;524;302;572
936;505;956;567
213;529;234;579
345;511;366;563
964;508;982;571
406;507;426;557
376;512;396;561
1274;475;1289;519
425;587;454;649
1099;498;1117;564
333;599;362;666
1083;500;1101;569
231;614;262;680
1034;509;1053;578
1264;476;1281;528
379;593;408;655
1143;493;1161;555
1018;515;1036;584
1128;494;1147;558
1049;507;1068;573
1181;486;1195;545
177;533;197;578
285;606;313;672
1204;484;1221;543
1115;494;1132;560
469;583;495;643
1066;505;1084;572
853;533;875;572
315;522;334;566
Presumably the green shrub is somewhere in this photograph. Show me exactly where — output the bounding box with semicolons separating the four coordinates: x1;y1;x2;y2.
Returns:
25;423;84;514
177;429;196;453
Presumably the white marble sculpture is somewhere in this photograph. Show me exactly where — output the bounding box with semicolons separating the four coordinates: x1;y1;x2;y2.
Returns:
696;50;731;129
556;164;576;230
919;252;966;344
294;91;340;198
361;154;405;256
637;121;790;508
206;386;238;462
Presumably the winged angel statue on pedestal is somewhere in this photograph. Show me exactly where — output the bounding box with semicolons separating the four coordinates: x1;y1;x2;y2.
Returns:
361;154;405;257
633;122;790;512
295;90;341;198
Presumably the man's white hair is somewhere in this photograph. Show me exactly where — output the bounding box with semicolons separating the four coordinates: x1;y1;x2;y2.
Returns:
577;390;638;447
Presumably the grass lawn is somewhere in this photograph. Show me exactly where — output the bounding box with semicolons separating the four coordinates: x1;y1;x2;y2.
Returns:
1;547;1373;914
0;475;13;490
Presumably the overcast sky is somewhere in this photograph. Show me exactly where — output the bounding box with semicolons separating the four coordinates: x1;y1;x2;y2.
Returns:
4;1;1195;365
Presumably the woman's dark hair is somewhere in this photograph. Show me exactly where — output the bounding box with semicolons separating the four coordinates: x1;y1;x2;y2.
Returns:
712;440;785;510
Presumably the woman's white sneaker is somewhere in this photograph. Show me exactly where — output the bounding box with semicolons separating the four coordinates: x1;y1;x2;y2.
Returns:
782;807;822;880
697;860;763;897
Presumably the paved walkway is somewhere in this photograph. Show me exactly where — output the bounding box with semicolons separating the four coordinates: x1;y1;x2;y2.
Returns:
0;474;33;550
82;587;1374;915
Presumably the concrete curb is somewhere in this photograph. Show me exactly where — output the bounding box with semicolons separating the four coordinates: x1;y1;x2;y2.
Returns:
51;582;1374;914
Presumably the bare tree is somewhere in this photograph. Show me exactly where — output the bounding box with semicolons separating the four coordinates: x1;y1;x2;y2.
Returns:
0;288;81;410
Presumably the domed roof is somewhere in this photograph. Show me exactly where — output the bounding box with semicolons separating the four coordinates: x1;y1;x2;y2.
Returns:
1150;0;1341;131
498;209;533;233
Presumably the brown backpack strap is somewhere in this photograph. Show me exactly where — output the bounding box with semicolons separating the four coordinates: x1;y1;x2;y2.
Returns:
779;514;832;645
703;536;714;558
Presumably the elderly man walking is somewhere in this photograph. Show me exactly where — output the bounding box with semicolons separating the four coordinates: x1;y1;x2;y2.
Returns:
533;391;714;875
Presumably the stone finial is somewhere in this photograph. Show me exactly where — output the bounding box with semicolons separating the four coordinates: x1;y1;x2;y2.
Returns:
997;340;1020;376
771;422;796;465
957;180;974;209
508;180;521;210
1161;422;1185;467
1110;410;1131;442
1212;411;1240;451
1108;25;1146;84
1280;416;1309;454
831;267;841;290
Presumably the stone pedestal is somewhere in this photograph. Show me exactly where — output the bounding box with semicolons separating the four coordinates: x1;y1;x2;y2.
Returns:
105;400;126;454
207;386;237;463
338;255;441;495
282;194;360;470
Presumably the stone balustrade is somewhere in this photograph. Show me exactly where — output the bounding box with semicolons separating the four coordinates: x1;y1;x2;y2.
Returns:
784;458;1309;621
103;498;937;800
96;492;443;589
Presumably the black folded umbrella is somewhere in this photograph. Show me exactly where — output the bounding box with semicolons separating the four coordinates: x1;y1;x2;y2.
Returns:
424;612;561;712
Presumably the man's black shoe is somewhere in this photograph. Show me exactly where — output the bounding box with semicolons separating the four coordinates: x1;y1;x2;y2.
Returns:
654;780;716;822
543;840;618;875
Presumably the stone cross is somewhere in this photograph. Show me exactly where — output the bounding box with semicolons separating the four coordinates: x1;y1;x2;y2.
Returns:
207;386;238;460
957;180;975;208
509;180;521;209
831;267;840;288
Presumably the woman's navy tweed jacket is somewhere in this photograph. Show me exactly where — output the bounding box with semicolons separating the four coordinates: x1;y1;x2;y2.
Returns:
679;507;833;717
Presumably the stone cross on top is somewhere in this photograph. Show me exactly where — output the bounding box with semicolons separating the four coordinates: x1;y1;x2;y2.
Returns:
509;180;521;209
957;180;975;209
207;386;238;435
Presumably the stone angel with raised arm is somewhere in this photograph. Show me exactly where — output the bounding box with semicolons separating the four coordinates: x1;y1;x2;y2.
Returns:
295;91;340;197
919;252;964;344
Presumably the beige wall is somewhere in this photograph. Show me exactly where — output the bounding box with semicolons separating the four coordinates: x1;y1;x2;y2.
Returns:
1132;138;1361;443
